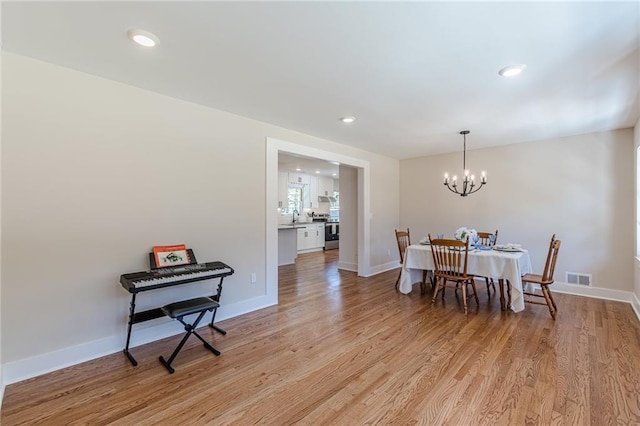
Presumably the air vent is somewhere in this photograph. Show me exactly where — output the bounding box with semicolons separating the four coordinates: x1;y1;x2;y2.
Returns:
566;272;592;286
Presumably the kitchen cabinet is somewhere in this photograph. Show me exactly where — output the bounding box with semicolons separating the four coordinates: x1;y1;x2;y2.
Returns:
278;172;288;209
278;227;297;265
318;177;334;197
307;175;319;209
314;223;325;248
297;224;325;252
286;173;332;210
288;172;309;186
297;227;312;251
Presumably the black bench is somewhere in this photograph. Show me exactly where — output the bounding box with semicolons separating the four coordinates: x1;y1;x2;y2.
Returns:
159;297;220;373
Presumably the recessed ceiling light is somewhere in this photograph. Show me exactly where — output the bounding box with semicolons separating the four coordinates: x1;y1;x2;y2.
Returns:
315;170;321;174
127;29;159;47
295;168;301;172
332;173;337;176
498;64;526;77
340;116;356;124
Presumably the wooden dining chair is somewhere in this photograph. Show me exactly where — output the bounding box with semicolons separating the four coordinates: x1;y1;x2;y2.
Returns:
476;230;499;293
394;228;411;291
477;230;498;247
428;234;479;314
522;234;561;320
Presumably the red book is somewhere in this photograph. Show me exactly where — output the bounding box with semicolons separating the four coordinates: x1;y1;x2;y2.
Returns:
152;244;190;268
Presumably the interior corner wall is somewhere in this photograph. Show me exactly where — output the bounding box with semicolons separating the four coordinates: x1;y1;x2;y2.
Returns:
400;129;634;293
0;7;4;403
337;166;358;271
634;117;640;303
0;52;400;384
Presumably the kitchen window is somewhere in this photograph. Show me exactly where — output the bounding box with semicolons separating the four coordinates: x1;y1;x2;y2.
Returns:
281;187;303;215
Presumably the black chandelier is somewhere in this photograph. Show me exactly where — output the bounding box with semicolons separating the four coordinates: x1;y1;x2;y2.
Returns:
443;130;487;197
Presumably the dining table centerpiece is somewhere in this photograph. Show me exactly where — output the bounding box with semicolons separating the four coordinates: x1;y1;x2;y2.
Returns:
454;227;479;245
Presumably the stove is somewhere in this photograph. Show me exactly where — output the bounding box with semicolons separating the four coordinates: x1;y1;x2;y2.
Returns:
324;221;339;250
312;213;330;222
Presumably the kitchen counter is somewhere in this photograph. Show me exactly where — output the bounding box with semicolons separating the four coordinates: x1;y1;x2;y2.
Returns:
278;226;298;265
277;223;311;229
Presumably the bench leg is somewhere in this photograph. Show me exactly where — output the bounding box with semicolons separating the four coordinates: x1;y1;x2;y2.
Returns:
192;330;221;356
159;310;214;374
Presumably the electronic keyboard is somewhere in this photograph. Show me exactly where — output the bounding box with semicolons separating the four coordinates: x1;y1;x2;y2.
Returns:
120;261;234;293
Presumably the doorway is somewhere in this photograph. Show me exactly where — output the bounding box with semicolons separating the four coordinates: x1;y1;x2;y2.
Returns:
266;137;371;306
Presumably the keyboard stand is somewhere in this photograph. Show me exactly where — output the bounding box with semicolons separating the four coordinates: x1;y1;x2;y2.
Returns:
123;276;230;366
209;277;227;335
121;254;232;366
123;292;167;366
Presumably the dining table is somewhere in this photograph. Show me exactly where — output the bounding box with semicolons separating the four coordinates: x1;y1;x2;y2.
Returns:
398;243;533;312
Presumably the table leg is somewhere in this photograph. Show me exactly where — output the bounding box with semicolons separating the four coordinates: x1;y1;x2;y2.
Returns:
498;279;506;311
421;270;428;294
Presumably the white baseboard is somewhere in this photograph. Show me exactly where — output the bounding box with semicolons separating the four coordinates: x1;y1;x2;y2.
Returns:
552;281;634;303
552;281;640;321
337;261;358;272
2;295;276;386
297;247;324;254
365;260;400;277
631;293;640;321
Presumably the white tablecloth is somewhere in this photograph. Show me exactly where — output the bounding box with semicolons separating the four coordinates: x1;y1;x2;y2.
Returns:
398;244;532;312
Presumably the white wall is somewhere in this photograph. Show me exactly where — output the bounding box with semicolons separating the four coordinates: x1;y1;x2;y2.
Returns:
1;53;400;383
634;118;640;308
338;166;358;271
0;5;4;402
401;129;634;293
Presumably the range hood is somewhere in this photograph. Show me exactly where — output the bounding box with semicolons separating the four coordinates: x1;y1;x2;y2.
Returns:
318;196;337;203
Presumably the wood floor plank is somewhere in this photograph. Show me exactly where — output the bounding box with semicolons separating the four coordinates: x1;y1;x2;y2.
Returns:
3;250;640;425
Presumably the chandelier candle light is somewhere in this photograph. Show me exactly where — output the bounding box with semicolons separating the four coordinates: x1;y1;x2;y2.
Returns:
443;130;487;197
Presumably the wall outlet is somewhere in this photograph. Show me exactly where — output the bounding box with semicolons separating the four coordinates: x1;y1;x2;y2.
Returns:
387;249;391;256
251;272;257;283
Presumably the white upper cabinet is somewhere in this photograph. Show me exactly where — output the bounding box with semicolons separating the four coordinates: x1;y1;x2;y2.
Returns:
318;177;334;197
307;175;319;209
278;172;288;209
288;172;309;186
283;172;333;210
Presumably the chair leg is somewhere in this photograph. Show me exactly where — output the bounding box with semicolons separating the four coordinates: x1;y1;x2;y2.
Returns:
431;277;442;303
395;269;401;291
461;281;468;314
541;285;557;320
546;286;558;312
470;280;479;305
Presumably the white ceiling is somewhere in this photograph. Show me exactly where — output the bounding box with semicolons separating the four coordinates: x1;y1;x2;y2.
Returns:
2;1;639;159
278;153;340;179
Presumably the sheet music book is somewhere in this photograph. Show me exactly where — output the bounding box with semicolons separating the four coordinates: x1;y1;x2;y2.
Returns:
152;244;191;268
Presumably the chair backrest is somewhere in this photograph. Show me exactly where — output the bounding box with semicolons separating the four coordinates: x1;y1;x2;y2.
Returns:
477;230;498;247
428;234;470;277
541;234;561;283
395;228;410;263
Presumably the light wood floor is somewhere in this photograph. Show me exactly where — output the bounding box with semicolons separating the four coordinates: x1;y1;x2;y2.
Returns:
3;250;640;425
